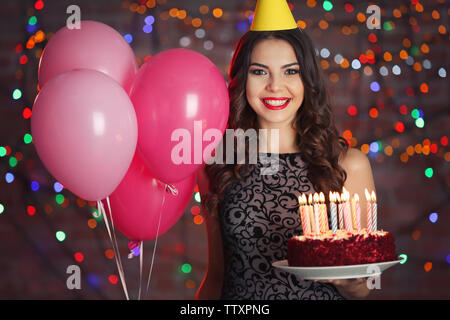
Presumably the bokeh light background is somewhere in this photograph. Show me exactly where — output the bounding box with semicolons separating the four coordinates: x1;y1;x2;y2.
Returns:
0;0;448;299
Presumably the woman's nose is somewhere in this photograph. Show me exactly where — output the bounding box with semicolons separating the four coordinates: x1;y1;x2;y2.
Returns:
266;74;283;92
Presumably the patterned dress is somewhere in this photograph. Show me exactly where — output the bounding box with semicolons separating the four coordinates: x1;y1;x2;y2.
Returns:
219;152;344;300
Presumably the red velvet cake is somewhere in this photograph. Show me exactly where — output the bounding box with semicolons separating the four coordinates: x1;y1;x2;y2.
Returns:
287;229;397;267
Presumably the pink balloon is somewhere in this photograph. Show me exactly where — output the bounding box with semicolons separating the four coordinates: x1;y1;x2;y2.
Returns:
104;152;195;241
31;69;138;201
130;48;229;184
38;20;138;93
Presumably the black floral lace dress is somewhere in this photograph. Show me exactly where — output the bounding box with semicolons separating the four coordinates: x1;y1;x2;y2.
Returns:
219;152;344;300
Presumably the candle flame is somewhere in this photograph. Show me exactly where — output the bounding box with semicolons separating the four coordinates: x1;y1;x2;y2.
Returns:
365;188;371;201
335;192;341;202
329;191;335;202
342;187;350;201
354;193;360;201
298;194;307;205
341;191;348;202
371;190;377;202
319;192;325;202
313;192;319;203
308;193;313;205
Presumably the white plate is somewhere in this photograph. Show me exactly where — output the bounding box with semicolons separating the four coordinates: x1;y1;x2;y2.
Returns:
272;259;403;280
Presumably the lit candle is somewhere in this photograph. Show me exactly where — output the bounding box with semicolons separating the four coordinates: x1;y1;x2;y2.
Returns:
371;191;377;232
319;192;328;232
298;194;311;235
351;192;357;231
329;191;338;234
304;194;312;234
354;193;361;232
365;188;372;233
298;195;305;233
308;194;316;234
342;188;353;233
336;192;344;230
313;193;321;234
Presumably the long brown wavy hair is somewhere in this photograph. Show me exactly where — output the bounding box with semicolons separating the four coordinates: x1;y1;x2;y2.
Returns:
203;28;349;215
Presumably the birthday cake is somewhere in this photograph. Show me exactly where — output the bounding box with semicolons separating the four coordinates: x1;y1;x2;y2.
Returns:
287;229;397;267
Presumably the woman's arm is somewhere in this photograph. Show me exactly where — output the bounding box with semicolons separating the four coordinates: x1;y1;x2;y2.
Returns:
195;165;225;300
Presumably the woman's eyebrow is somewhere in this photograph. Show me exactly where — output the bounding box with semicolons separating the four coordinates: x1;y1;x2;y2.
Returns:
282;62;300;68
249;62;299;68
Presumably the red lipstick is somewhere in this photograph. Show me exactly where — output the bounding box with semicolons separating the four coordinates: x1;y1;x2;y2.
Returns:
260;97;291;110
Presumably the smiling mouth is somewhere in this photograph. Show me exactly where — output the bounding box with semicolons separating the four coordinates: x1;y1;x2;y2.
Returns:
261;98;291;110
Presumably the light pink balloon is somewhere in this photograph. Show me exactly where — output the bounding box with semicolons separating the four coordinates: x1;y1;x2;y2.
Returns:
130;48;229;184
103;152;195;241
38;20;138;93
31;69;138;201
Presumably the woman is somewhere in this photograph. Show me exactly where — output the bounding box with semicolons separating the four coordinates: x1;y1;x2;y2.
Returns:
195;25;376;300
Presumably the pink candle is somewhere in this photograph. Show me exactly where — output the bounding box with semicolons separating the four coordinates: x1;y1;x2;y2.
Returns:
298;195;304;231
354;193;361;232
351;194;357;231
313;193;321;234
319;192;328;232
308;194;317;234
299;194;311;235
342;189;353;233
308;205;315;234
303;206;311;234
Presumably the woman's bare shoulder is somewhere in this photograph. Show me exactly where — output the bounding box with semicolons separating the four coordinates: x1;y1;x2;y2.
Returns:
339;147;375;193
339;147;372;173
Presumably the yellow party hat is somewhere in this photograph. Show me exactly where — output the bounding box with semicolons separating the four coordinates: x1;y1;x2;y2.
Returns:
250;0;298;31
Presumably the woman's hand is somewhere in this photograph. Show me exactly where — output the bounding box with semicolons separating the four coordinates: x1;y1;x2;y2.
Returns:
315;278;371;299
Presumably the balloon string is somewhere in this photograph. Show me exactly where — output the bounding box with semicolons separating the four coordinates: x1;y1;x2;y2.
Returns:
104;197;130;299
105;196;126;274
97;200;129;300
146;183;170;295
100;200;129;300
166;184;178;196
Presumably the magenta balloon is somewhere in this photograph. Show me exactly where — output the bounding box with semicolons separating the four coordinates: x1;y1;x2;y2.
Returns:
31;69;138;201
130;48;229;183
104;152;195;241
38;20;138;93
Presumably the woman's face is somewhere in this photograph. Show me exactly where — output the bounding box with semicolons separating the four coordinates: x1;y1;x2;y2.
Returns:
246;38;304;128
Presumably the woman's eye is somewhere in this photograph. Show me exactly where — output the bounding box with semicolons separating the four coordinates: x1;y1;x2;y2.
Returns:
286;69;300;75
250;69;267;75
